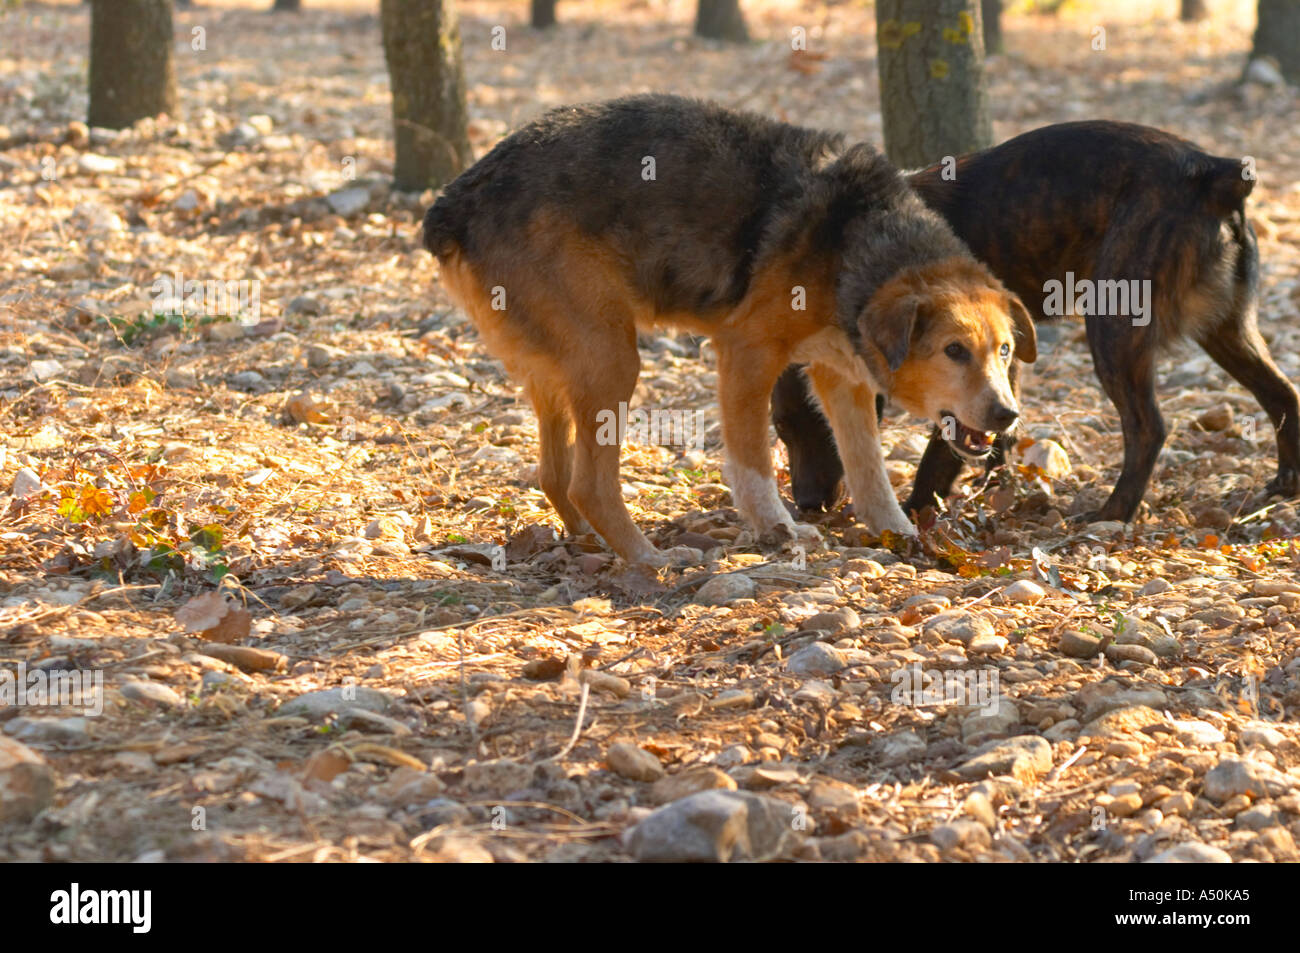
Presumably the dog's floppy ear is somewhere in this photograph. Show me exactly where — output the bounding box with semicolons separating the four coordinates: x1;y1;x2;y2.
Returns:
1009;295;1037;364
861;293;920;374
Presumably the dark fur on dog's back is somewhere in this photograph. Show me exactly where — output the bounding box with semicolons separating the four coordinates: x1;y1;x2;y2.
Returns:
423;94;966;326
774;119;1299;522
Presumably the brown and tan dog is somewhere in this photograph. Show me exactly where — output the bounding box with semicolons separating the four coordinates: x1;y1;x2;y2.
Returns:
423;95;1035;566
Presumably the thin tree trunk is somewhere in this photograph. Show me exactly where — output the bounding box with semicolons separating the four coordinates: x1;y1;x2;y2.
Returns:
695;0;749;42
876;0;993;169
982;0;1003;53
272;0;303;11
531;0;557;29
88;0;177;130
1180;0;1209;21
1251;0;1300;82
381;0;473;192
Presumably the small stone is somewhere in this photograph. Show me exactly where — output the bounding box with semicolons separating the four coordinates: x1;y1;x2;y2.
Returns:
1235;805;1279;830
1240;723;1286;751
580;670;631;697
1058;630;1102;658
280;686;392;720
463;758;533;795
968;633;1009;655
876;730;927;767
625;790;802;863
1202;758;1295;803
287;294;323;316
695;573;756;606
4;717;88;745
11;467;46;501
1196;403;1235;432
785;642;845;676
923;610;995;646
1171;719;1225;746
1157;792;1195;817
963;790;997;830
120;680;183;709
962;699;1020;746
1001;579;1046;604
1105;643;1158;667
1146;843;1232;863
650;766;737;805
931;819;991;851
1139;578;1171;596
280;584;319;610
326;186;371;217
77;153;121;174
799;608;860;635
1108;793;1144;818
1022;438;1071;478
956;736;1053;782
607;743;665;782
0;737;55;822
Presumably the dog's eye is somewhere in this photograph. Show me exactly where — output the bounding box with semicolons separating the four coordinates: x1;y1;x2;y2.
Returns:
1000;343;1011;360
944;343;969;362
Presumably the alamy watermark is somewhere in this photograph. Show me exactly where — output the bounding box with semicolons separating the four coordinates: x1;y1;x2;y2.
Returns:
595;401;707;450
1042;272;1151;326
0;662;103;716
890;663;1000;715
151;271;262;324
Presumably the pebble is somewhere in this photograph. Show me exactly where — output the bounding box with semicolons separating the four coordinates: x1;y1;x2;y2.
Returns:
1202;758;1295;802
931;820;991;851
876;730;927;767
625;790;802;863
1057;630;1102;658
11;467;46;501
1105;643;1158;667
1022;438;1071;478
1240;723;1285;751
326;186;371;217
694;573;756;606
799;607;860;635
1170;719;1225;746
956;736;1053;782
1001;579;1046;604
3;716;88;745
968;633;1009;655
650;766;737;805
607;743;665;782
923;610;995;646
1146;843;1232;863
785;642;845;676
1235;805;1279;830
120;680;184;709
1139;578;1171;596
280;686;392;719
0;737;54;823
463;758;534;795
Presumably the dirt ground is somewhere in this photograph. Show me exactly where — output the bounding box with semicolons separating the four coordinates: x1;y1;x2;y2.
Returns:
2;0;1300;863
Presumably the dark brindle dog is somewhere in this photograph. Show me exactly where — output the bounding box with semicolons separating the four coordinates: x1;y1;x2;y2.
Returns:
423;95;1035;566
773;120;1300;522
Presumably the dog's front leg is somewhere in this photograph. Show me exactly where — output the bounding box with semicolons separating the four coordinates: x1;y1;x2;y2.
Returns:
804;363;916;536
716;343;822;550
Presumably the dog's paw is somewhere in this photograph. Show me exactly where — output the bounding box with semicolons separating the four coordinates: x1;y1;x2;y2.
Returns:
1266;467;1300;498
790;521;825;548
635;545;701;570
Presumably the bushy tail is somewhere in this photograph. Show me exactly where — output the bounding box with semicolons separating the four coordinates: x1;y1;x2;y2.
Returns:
421;198;460;258
1192;153;1255;217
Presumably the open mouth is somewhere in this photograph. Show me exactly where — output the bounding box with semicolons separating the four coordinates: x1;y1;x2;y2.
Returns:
940;410;997;458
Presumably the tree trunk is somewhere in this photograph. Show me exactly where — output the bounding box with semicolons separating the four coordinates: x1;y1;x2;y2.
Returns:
1251;0;1300;82
272;0;303;11
531;0;557;29
876;0;993;169
88;0;177;130
695;0;749;43
1180;0;1209;21
982;0;1003;53
381;0;472;192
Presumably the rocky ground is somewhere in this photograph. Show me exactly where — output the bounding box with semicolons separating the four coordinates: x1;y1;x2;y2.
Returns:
2;0;1300;862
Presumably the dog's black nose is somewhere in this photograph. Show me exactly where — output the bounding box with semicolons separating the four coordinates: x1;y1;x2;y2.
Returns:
990;404;1019;429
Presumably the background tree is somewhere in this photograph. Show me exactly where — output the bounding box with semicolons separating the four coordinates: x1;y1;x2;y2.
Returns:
88;0;177;130
272;0;303;10
695;0;748;42
1250;0;1300;82
982;0;1003;53
876;0;993;169
531;0;557;29
1180;0;1209;21
381;0;473;191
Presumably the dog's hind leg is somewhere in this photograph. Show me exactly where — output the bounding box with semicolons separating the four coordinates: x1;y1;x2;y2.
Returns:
804;363;915;536
1197;313;1300;500
527;384;592;537
1087;317;1164;522
561;326;669;566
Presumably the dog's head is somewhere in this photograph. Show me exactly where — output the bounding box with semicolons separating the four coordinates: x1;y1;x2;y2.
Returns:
861;258;1036;460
